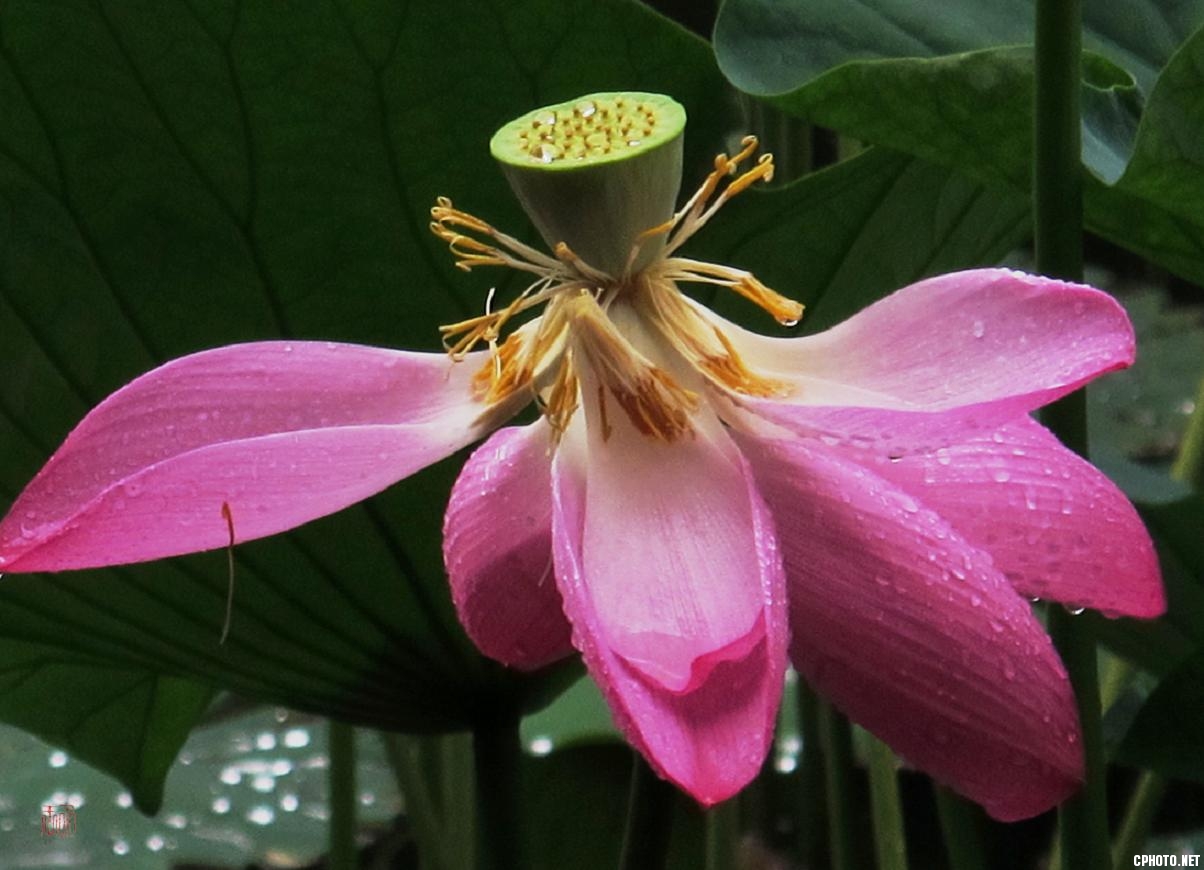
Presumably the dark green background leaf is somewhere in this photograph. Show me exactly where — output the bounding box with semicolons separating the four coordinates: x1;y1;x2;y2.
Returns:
0;656;212;813
715;0;1204;288
1117;651;1204;782
1089;496;1204;675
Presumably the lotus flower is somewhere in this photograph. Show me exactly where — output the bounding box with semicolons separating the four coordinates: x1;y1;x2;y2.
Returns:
0;93;1162;821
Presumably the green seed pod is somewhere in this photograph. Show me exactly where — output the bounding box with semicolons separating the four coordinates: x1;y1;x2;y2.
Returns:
490;92;686;277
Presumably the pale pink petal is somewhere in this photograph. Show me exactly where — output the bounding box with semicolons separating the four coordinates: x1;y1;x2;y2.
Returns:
0;342;497;572
443;422;572;670
550;407;787;805
855;417;1163;618
736;429;1083;822
707;269;1134;451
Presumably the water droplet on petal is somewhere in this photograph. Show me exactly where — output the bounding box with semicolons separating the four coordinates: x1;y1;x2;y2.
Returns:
971;320;985;338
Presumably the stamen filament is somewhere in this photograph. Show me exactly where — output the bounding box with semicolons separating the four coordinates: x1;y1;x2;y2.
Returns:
660;136;774;259
431;197;564;276
567;295;699;442
635;281;791;399
660;258;804;326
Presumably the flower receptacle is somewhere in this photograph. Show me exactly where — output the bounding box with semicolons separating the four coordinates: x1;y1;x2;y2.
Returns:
490;92;686;277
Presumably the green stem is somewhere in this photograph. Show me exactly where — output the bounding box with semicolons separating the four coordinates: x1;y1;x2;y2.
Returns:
1047;605;1110;870
705;799;740;870
381;733;454;870
328;720;357;870
1034;0;1084;285
867;736;909;870
619;753;677;870
1112;772;1168;868
1033;0;1110;866
473;714;522;870
934;787;988;870
1034;0;1088;455
445;733;477;870
1172;376;1204;491
796;681;828;868
817;699;856;870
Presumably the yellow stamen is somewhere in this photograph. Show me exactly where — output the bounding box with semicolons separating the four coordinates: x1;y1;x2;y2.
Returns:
431;197;563;277
543;348;580;438
429;136;801;441
567;295;698;442
471;330;531;403
701;326;787;398
630;137;805;327
661;258;803;327
635;280;791;399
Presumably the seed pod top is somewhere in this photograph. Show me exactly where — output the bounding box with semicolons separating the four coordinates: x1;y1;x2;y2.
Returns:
490;92;687;276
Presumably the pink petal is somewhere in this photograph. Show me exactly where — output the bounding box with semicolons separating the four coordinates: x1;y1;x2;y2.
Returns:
550;409;787;805
0;342;495;572
443;423;573;670
736;428;1083;821
857;417;1164;618
709;269;1134;452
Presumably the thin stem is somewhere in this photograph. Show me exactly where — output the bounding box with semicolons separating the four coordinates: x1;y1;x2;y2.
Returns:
817;699;856;870
1034;0;1084;285
381;732;453;870
1034;0;1088;454
473;714;522;870
444;733;477;869
328;720;357;870
1048;605;1110;870
1034;0;1110;865
796;681;828;868
1172;376;1204;491
619;752;677;870
1112;772;1168;867
867;735;909;870
934;786;988;870
705;799;740;870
